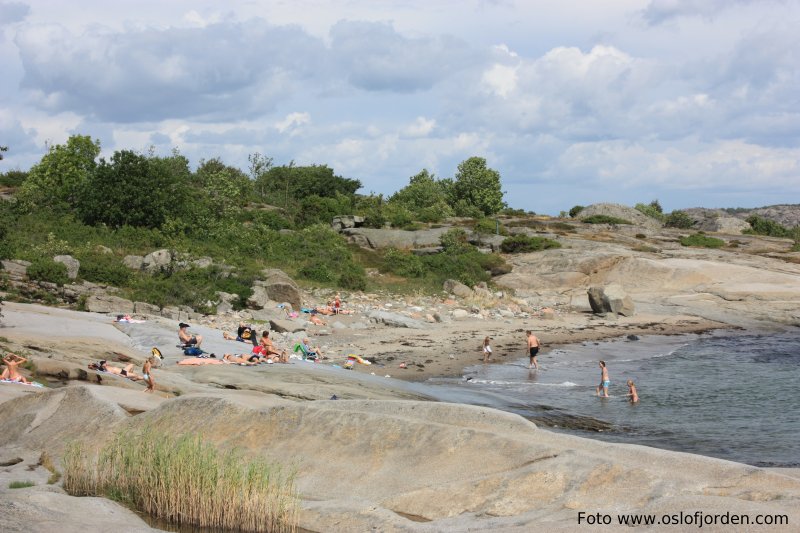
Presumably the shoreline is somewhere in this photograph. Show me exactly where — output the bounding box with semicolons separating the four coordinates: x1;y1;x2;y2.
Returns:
352;314;733;383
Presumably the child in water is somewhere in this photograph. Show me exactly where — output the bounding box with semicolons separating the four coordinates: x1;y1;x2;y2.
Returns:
482;336;492;363
626;380;639;403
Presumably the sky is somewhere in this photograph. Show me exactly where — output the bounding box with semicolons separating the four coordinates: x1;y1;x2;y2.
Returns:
1;0;799;214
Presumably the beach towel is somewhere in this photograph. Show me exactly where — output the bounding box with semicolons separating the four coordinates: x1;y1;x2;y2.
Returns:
177;358;224;366
1;379;44;387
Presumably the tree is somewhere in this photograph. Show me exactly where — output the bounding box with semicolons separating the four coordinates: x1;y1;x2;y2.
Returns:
0;145;7;160
194;158;251;219
76;150;178;229
248;152;274;200
18;135;100;211
450;157;505;216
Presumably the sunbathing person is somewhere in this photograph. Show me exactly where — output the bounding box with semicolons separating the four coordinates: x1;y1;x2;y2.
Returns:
88;360;141;380
223;322;256;345
314;306;335;316
178;322;203;347
309;311;327;326
2;353;31;384
223;353;260;365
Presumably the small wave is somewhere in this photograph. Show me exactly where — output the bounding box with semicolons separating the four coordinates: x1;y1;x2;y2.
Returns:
465;379;516;385
535;381;579;387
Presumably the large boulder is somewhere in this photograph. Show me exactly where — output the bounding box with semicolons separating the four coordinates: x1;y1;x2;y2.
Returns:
697;216;751;235
85;294;135;314
247;269;302;311
269;319;306;334
443;279;474;298
1;259;31;281
341;227;455;250
587;284;635;316
53;255;80;280
367;310;430;329
134;301;161;315
331;215;365;232
142;249;172;273
579;203;662;231
122;255;144;270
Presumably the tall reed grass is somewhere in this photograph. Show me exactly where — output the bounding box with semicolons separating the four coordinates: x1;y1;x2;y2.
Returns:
63;428;298;532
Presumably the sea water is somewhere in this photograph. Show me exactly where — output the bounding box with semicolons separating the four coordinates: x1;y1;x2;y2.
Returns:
426;330;800;467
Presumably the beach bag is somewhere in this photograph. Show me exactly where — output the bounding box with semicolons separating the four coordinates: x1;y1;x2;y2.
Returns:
183;346;203;356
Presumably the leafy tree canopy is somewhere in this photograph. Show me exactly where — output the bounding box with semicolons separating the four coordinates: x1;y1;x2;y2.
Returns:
450;156;505;216
76;150;179;229
18;135;100;211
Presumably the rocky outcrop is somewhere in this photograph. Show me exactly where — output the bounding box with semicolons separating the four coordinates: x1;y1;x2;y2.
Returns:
579;203;662;230
341;227;454;249
133;301;161;315
3;388;798;533
1;259;31;281
123;255;144;270
85;294;135;314
248;269;302;311
268;319;306;334
443;279;474;298
142;249;172;273
696;216;751;234
588;284;635;316
367;310;430;329
54;255;80;279
331;215;365;232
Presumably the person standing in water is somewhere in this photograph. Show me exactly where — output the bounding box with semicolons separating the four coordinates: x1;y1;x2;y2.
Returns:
482;336;492;363
526;331;540;369
625;379;639;403
596;360;610;397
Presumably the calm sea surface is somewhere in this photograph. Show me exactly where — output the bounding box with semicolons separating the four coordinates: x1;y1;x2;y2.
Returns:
425;330;800;467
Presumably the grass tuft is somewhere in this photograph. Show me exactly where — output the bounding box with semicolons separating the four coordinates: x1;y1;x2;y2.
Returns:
62;428;298;532
9;480;35;489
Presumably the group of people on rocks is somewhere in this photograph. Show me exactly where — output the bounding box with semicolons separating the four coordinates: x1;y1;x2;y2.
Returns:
220;322;327;364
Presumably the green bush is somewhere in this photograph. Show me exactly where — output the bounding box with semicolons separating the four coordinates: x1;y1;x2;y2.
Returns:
473;218;509;236
665;211;694;229
439;228;471;254
581;215;632;225
421;251;490;288
382;249;426;278
27;258;69;286
77;253;131;286
744;215;791;238
680;233;725;248
298;263;336;283
0;169;28;187
338;269;367;291
500;234;562;253
569;205;585;218
634;203;665;222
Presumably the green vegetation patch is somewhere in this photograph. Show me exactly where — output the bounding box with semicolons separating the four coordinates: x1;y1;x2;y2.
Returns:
63;429;299;532
664;210;694;229
9;481;35;489
680;233;726;248
581;215;632;225
500;234;562;253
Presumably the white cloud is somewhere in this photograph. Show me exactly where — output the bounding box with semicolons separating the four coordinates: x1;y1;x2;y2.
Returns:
402;116;436;137
275;112;311;134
